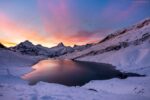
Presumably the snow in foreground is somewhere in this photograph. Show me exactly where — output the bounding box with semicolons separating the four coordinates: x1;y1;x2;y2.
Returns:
0;18;150;100
0;45;150;100
0;74;150;100
0;50;150;100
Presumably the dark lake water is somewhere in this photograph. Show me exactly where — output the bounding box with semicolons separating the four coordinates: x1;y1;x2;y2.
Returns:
22;59;144;86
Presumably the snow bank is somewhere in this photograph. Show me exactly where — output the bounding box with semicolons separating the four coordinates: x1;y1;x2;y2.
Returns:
83;77;150;98
0;50;45;76
0;76;150;100
0;50;44;68
0;50;150;100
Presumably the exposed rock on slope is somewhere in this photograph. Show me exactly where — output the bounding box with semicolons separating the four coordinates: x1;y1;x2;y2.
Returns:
59;18;150;73
10;40;94;57
0;43;7;49
73;44;93;51
10;41;74;57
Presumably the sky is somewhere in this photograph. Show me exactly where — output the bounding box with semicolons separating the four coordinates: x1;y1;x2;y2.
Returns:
0;0;150;47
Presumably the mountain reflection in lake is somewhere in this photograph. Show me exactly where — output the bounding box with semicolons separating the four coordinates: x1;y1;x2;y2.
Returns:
22;59;123;86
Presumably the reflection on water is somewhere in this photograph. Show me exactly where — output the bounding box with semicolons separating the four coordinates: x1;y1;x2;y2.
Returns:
22;59;123;86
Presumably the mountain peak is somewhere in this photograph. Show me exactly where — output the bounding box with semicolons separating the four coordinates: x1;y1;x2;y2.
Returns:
19;40;33;46
23;40;32;44
12;40;35;49
57;42;64;47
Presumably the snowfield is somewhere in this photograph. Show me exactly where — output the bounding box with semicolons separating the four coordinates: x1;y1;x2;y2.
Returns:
0;75;150;100
0;18;150;100
0;50;44;76
0;50;44;68
78;40;150;75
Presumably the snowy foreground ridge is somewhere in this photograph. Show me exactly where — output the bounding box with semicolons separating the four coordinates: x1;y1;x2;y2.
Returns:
0;18;150;100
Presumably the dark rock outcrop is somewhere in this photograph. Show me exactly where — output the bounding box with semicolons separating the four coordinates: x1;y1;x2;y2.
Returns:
0;43;7;49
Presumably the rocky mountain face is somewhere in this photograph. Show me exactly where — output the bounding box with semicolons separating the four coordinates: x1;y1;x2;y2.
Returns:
73;44;93;51
0;43;7;49
9;40;93;57
10;40;70;57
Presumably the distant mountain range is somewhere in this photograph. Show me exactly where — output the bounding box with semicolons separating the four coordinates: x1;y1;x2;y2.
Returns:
4;40;92;57
0;17;150;61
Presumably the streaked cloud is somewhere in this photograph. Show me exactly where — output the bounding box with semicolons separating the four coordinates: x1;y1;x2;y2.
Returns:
0;11;55;47
0;0;150;47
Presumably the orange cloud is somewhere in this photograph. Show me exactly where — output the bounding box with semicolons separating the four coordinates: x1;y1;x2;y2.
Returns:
0;11;57;47
0;11;93;47
1;0;104;47
51;32;101;46
0;39;16;47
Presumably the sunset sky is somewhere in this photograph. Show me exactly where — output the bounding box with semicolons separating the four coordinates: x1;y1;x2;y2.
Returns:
0;0;150;47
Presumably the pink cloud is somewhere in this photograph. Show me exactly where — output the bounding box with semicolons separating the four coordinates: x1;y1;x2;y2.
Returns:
38;0;75;36
0;11;54;47
37;0;98;45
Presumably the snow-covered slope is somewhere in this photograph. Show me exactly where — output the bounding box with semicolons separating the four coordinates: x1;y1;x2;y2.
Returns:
10;40;74;57
59;18;150;73
1;78;150;100
0;49;44;68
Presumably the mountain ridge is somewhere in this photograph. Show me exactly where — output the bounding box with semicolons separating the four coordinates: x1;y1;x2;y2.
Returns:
58;17;150;60
9;40;92;57
1;17;150;60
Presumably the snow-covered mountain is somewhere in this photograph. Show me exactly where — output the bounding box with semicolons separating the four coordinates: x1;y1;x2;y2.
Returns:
10;40;93;57
10;40;73;57
59;18;150;73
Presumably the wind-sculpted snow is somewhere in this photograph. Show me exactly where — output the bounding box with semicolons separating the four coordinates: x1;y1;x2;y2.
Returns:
0;75;150;100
